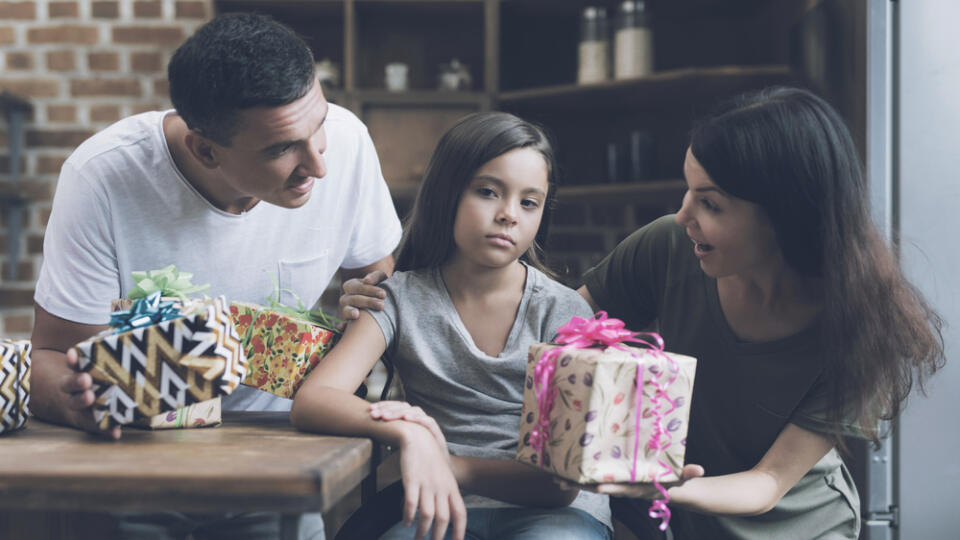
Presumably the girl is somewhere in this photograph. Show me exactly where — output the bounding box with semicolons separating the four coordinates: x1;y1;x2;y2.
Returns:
291;112;612;540
574;87;945;538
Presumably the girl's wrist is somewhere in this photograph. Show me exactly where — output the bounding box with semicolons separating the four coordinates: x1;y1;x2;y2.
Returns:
395;420;435;449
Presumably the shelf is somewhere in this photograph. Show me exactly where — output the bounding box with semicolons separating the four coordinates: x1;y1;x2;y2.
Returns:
555;180;686;205
497;65;795;111
390;180;686;207
389;184;420;202
503;0;771;18
352;90;490;106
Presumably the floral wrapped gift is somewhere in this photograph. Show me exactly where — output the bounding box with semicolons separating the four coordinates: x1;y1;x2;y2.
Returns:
73;293;248;430
132;397;222;430
0;339;31;434
230;301;339;399
517;313;697;487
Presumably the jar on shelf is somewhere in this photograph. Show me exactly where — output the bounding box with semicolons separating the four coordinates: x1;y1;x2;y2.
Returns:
437;59;472;91
614;0;653;80
315;58;341;90
385;62;409;92
578;6;609;84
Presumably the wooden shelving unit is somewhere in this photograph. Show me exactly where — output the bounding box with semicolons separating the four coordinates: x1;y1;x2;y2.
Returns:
392;179;686;207
350;90;491;107
215;0;496;190
555;179;686;205
497;65;795;110
216;0;818;212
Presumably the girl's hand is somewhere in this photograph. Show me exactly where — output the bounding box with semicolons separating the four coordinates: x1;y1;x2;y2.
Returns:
339;271;388;320
370;401;450;460
554;464;705;499
398;423;467;540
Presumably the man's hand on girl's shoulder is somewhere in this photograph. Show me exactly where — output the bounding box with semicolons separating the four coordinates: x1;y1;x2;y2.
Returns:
339;270;388;320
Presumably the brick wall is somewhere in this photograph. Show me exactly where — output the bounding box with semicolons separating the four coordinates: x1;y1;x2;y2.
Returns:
0;0;212;338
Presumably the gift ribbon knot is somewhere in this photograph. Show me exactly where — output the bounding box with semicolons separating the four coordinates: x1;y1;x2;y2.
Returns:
110;291;182;333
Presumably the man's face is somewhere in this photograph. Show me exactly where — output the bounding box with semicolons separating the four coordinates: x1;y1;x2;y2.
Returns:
210;79;329;211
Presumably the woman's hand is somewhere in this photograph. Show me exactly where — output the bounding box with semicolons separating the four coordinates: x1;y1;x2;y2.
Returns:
398;423;467;540
370;401;450;461
555;463;705;499
339;270;388;320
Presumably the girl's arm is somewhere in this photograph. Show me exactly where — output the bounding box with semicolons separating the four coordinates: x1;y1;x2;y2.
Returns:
291;312;467;540
590;423;833;516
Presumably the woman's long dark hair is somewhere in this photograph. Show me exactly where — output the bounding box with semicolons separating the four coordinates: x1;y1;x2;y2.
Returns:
396;112;557;275
690;87;944;447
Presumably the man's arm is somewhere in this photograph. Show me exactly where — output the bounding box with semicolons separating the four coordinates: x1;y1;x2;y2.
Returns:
338;254;394;319
30;303;120;439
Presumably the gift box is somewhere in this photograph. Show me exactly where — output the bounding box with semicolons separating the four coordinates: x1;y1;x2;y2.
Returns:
230;301;338;399
516;316;697;485
0;339;31;434
74;295;248;430
131;397;222;429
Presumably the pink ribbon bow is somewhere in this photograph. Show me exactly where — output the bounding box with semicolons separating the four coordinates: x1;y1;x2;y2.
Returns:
529;312;680;531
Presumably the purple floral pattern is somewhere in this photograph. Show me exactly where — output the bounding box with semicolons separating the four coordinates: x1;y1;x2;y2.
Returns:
517;343;697;484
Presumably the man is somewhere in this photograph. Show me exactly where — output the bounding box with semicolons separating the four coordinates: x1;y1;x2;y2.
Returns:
30;13;401;539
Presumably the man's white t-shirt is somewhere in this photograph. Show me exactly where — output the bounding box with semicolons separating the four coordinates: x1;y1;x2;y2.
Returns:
35;103;402;412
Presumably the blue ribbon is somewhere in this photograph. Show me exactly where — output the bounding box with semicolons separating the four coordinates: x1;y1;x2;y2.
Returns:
109;291;182;333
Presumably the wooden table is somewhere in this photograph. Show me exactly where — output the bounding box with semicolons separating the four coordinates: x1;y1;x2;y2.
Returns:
0;411;378;539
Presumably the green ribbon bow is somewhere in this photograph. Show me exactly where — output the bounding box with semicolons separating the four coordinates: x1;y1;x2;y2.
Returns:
127;265;210;302
266;274;341;332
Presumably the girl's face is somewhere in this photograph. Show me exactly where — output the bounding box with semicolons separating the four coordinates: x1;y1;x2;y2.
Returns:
675;147;780;279
451;147;549;270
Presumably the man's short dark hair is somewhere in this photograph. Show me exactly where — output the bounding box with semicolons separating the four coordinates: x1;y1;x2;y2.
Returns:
168;13;315;145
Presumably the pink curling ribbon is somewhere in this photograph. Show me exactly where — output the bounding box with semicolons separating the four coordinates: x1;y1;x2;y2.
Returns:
529;312;679;531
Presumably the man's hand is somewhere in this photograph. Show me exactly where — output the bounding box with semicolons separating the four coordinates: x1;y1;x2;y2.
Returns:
554;464;705;499
31;303;120;440
338;270;388;320
398;423;467;540
62;348;122;440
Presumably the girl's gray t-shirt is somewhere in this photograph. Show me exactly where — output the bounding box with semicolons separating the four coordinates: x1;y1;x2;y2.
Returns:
367;265;611;528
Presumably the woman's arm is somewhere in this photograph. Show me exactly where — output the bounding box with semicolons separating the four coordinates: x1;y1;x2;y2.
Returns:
591;423;833;516
291;312;467;540
452;456;579;507
369;401;580;508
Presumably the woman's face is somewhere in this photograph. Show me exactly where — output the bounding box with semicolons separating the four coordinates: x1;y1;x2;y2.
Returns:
675;147;780;279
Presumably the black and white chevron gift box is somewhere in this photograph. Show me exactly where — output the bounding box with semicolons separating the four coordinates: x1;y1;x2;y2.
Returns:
0;339;31;434
74;296;248;430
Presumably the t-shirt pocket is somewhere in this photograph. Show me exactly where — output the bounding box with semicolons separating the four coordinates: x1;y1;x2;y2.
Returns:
277;250;334;310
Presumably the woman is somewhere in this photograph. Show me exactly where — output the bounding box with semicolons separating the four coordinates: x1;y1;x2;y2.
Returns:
576;87;944;538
